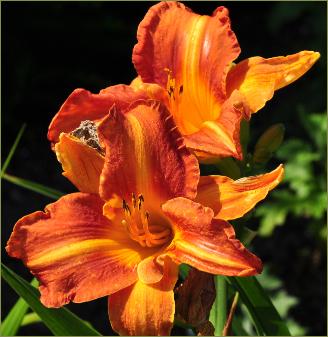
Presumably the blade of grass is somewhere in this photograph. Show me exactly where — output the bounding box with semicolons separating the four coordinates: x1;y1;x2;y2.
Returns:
2;173;64;200
226;276;291;336
1;278;38;336
1;124;26;178
2;263;101;336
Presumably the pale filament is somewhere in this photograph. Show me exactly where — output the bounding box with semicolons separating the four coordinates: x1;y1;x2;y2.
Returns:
122;193;171;248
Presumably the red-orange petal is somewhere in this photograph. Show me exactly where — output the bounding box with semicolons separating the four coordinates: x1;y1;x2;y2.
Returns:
55;133;105;193
196;165;284;220
133;2;241;139
6;193;147;308
98;100;199;205
48;84;153;143
226;51;320;113
183;90;248;161
109;256;178;336
162;198;262;276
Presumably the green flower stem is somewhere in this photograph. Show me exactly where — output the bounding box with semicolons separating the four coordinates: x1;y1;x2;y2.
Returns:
214;275;227;336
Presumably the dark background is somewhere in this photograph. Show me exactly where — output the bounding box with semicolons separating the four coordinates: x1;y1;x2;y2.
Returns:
2;1;327;336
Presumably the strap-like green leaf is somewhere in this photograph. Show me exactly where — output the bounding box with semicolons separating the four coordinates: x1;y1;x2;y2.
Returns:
2;173;64;200
226;276;291;336
209;276;227;336
2;264;102;336
1;124;26;178
1;278;38;336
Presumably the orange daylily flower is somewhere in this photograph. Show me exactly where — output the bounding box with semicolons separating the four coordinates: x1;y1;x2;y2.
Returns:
132;1;320;160
7;99;284;336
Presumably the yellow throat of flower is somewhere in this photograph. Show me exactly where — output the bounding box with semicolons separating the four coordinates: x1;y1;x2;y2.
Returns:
122;194;172;248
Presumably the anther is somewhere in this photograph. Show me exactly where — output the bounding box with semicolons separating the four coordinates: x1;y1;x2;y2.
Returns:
122;200;131;216
132;193;137;208
138;194;144;210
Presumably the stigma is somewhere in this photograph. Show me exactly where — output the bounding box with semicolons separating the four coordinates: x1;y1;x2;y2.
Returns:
122;193;172;248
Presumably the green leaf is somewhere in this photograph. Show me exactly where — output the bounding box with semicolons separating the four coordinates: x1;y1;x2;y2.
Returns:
226;276;291;336
1;124;26;178
1;264;101;336
209;276;227;336
231;313;249;336
21;312;42;327
2;173;64;200
1;278;38;336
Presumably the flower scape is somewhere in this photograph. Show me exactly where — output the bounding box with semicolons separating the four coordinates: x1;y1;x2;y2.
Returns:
6;2;319;336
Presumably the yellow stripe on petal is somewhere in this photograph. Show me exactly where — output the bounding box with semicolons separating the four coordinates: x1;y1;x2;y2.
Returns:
201;121;236;152
227;51;320;113
162;198;262;277
27;239;143;268
55;133;104;193
109;256;178;336
125;114;150;196
133;2;240;137
174;240;253;270
98;100;199;204
196;164;284;220
6;193;141;307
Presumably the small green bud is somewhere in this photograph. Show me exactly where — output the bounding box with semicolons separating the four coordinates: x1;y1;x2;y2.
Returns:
253;123;285;165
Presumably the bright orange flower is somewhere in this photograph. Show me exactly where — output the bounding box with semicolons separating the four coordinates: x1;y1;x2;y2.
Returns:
132;1;320;161
7;99;284;335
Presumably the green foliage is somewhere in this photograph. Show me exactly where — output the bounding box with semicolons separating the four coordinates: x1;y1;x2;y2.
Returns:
1;124;26;178
255;111;327;239
3;173;64;200
1;264;102;336
253;124;285;166
226;276;291;336
1;278;39;336
257;268;307;336
209;276;227;336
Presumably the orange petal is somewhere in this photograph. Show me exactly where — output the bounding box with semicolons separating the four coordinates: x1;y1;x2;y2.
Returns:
55;133;105;193
226;51;320;113
109;256;178;336
48;84;152;143
196;165;284;220
162;197;262;276
133;2;240;136
6;193;149;308
137;256;165;284
130;76;169;104
98;100;199;204
183;91;248;161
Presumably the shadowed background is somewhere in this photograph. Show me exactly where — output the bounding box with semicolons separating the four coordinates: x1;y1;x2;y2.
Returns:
2;1;327;336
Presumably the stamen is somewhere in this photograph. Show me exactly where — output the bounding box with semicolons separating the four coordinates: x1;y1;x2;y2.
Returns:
122;199;131;216
132;193;137;209
138;194;144;210
121;194;172;248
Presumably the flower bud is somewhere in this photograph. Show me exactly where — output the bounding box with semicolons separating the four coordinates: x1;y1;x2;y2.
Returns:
253;124;285;165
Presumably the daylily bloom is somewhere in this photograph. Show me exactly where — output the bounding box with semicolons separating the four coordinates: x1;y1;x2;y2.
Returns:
132;1;320;160
7;99;283;335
